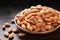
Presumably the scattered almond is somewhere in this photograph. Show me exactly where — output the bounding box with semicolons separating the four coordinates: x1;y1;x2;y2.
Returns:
4;23;10;27
2;25;6;30
11;19;15;23
7;28;12;33
18;33;26;37
8;33;14;38
13;28;17;32
4;31;9;37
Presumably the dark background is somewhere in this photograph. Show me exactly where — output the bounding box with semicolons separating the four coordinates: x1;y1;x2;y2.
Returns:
0;0;60;40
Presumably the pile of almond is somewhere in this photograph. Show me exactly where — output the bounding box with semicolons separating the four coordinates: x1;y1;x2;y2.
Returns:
16;5;60;32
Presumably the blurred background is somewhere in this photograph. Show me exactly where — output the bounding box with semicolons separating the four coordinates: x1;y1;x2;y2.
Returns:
0;0;60;10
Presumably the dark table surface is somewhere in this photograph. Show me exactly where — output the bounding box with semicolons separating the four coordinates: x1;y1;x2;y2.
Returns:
0;0;60;40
